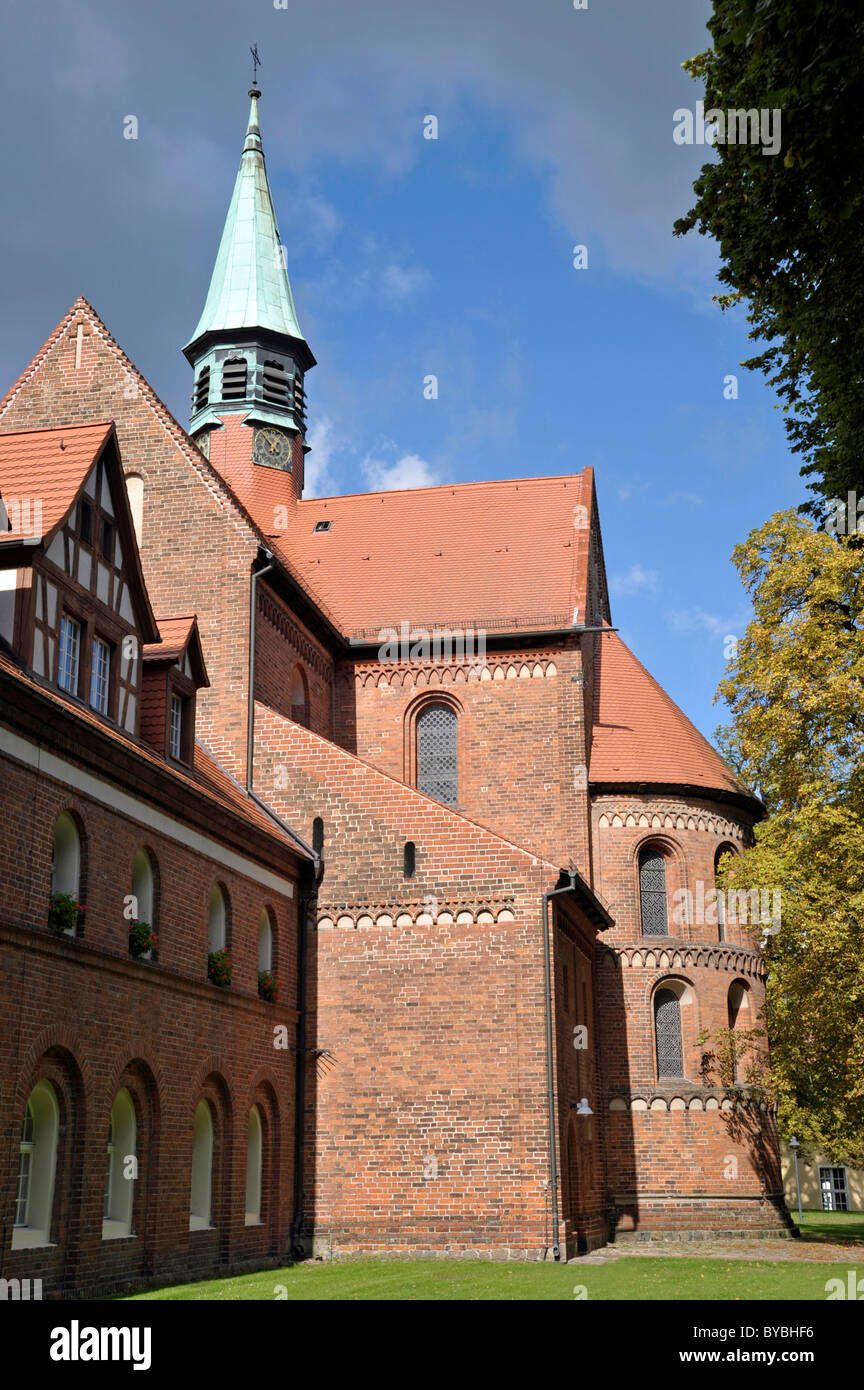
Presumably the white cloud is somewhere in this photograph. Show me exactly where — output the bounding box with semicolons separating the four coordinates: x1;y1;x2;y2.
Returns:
610;564;659;597
663;490;703;506
381;263;429;300
304;416;339;497
363;451;440;491
670;607;745;640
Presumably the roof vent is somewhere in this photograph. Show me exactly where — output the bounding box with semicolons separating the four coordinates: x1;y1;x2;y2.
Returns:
313;520;332;533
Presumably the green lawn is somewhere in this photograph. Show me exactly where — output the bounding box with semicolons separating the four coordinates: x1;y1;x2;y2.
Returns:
125;1255;862;1301
791;1210;864;1244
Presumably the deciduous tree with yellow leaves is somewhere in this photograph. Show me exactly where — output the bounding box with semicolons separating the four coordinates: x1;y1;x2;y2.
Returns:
715;510;864;1161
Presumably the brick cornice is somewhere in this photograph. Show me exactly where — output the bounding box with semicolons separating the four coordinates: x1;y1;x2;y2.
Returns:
602;941;766;978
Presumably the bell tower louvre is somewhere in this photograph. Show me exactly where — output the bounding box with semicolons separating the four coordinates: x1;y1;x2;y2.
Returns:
183;83;315;497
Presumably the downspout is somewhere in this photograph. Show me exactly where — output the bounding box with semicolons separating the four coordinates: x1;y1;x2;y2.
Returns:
542;872;577;1261
291;854;323;1258
246;549;274;794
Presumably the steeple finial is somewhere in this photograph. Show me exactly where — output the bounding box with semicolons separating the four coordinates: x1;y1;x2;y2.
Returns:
249;43;261;97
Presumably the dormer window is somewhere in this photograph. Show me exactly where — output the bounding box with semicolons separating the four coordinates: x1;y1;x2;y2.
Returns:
90;637;111;715
58;614;81;695
222;358;248;400
101;518;114;563
170;692;184;760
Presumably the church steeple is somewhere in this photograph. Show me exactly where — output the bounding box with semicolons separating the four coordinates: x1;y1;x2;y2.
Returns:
184;82;315;476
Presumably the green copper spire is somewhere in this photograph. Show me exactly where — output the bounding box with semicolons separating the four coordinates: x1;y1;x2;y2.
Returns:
185;87;307;350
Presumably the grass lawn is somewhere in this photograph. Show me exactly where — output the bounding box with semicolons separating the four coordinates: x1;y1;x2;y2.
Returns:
125;1255;862;1302
791;1210;864;1244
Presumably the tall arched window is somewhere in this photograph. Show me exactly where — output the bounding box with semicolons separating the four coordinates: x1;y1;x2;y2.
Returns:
245;1107;263;1225
103;1088;137;1239
132;849;156;924
51;811;83;936
189;1100;214;1231
208;884;228;952
654;988;684;1079
714;844;736;943
12;1081;59;1249
416;703;458;806
291;665;310;728
727;981;749;1083
221;357;248;400
257;909;273;974
639;847;668;937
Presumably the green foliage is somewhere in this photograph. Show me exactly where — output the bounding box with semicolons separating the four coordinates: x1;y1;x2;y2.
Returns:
715;509;864;1161
674;2;864;513
697;1025;769;1091
48;892;84;934
207;948;233;988
128;919;158;959
258;970;279;1002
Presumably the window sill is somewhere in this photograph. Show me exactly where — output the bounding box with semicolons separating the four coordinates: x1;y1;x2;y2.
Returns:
11;1229;55;1250
244;1215;263;1227
102;1221;135;1241
189;1217;215;1233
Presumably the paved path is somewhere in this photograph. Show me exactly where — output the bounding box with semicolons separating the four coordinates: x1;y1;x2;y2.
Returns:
571;1237;864;1265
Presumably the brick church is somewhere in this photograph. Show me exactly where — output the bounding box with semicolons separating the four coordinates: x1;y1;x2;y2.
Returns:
0;85;790;1296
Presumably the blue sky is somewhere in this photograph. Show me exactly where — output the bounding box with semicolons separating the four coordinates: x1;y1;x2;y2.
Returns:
0;0;807;745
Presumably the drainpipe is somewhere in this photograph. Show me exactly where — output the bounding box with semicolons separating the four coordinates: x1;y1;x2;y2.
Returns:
246;549;275;794
542;872;577;1261
291;855;323;1258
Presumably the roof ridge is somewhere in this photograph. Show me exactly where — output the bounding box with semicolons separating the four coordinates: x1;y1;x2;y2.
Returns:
298;472;587;505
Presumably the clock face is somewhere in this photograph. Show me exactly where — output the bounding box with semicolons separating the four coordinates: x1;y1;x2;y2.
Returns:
253;426;292;471
195;430;210;459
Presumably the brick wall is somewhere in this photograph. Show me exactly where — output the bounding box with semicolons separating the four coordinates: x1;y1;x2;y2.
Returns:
253;703;605;1256
0;744;301;1296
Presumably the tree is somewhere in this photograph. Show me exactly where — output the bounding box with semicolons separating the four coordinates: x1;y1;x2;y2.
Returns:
674;1;864;516
715;509;864;1161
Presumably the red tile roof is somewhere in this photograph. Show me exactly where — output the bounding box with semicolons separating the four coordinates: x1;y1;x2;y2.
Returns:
144;615;198;661
0;646;308;857
210;415;590;638
0;422;113;541
590;629;756;804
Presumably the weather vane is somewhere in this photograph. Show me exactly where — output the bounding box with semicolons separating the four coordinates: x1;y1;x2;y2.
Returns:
250;43;261;89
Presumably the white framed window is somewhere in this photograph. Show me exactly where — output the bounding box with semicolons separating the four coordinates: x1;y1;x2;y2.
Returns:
58;614;80;694
103;1088;137;1239
90;636;110;714
169;693;183;760
245;1107;263;1225
14;1104;35;1227
189;1100;214;1231
12;1081;59;1249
